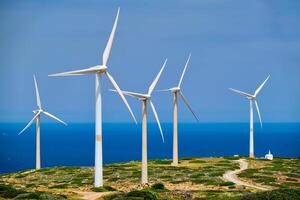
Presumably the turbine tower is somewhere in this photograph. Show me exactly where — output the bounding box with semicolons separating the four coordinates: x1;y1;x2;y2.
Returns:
157;54;198;166
229;75;270;158
111;59;167;184
49;8;137;187
19;75;67;169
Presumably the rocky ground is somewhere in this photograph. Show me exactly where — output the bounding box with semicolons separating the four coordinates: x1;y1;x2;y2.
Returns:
0;157;299;199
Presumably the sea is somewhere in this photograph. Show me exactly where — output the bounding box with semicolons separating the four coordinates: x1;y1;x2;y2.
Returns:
0;123;299;174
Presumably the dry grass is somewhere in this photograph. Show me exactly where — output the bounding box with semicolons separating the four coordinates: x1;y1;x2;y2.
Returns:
0;157;299;199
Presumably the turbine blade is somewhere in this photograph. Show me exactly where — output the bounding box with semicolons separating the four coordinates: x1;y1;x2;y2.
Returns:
254;100;262;128
106;72;137;124
155;88;172;92
109;89;147;99
49;67;99;76
229;88;254;98
179;91;199;121
33;75;42;109
103;7;120;66
18;111;41;135
43;111;67;126
148;58;167;95
254;75;270;96
178;53;191;87
149;100;164;143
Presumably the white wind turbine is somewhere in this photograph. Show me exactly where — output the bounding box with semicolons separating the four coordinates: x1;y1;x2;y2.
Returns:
19;75;67;170
48;8;137;187
157;54;199;166
110;59;167;184
229;75;270;158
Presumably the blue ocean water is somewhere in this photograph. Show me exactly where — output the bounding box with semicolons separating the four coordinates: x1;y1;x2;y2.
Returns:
0;123;299;174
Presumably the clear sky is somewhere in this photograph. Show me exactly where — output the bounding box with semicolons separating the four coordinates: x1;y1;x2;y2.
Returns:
0;0;299;123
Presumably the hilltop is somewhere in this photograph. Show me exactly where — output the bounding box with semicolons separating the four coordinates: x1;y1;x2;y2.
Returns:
0;157;299;199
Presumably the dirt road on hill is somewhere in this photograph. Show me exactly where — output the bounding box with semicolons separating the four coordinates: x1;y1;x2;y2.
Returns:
223;159;269;191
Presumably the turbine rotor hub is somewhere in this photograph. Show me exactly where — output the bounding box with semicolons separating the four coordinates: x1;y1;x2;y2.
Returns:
248;96;256;100
33;109;42;114
92;65;107;73
171;87;180;92
139;94;150;101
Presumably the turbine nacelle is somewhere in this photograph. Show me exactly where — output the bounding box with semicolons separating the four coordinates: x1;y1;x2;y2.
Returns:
90;65;108;73
170;87;180;92
33;109;42;114
140;94;151;100
247;96;256;101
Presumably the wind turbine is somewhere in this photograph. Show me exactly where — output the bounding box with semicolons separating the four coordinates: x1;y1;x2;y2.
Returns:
18;75;67;170
229;75;270;158
48;8;137;187
157;54;199;166
110;59;167;184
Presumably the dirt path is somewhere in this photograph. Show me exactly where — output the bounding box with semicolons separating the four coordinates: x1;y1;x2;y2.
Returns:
223;159;269;191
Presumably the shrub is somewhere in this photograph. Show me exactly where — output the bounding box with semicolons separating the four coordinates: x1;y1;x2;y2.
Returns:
219;181;235;186
254;176;276;183
92;186;116;192
15;192;66;199
223;156;240;160
151;183;165;190
49;184;68;189
103;192;125;200
209;171;225;177
151;160;172;165
26;183;36;188
180;157;194;161
239;189;300;200
189;160;206;164
39;193;67;199
218;160;231;164
15;192;40;199
125;190;157;200
0;184;23;198
190;172;205;178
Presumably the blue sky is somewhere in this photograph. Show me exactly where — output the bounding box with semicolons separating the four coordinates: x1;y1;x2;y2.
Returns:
0;0;300;123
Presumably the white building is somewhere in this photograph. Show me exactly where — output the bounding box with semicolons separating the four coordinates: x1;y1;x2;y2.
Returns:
265;150;273;160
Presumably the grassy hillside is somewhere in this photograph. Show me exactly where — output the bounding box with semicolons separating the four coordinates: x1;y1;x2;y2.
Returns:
0;157;299;199
238;158;300;189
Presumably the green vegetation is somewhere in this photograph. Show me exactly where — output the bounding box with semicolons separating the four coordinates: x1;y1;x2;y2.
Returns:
223;156;241;160
238;158;300;189
0;184;23;198
238;189;300;200
0;157;299;199
126;190;157;200
151;183;166;191
188;160;206;164
0;184;66;199
92;186;117;192
14;192;66;200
